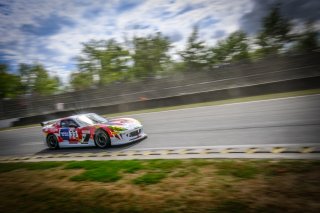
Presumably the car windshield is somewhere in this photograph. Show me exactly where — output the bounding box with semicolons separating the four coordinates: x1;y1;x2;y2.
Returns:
76;113;108;125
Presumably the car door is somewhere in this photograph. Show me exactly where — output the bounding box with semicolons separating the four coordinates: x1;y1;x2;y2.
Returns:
59;119;80;144
78;127;91;144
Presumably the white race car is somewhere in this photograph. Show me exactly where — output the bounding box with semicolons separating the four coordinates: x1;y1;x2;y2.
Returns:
41;113;147;149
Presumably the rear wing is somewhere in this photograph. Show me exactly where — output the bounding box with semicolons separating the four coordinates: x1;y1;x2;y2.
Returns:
40;119;60;127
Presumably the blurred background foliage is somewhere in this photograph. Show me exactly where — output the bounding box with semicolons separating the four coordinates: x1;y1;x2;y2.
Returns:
0;6;319;99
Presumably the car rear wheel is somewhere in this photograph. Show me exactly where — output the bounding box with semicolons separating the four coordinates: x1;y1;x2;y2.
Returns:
46;134;60;149
94;129;111;149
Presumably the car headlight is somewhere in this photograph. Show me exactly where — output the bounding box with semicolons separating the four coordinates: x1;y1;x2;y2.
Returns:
109;126;127;132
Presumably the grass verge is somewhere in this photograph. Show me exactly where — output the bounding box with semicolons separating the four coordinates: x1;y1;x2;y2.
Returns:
0;159;319;212
132;172;167;185
0;161;64;173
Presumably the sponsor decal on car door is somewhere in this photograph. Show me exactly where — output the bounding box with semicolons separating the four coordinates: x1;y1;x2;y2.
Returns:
80;129;91;144
59;128;79;144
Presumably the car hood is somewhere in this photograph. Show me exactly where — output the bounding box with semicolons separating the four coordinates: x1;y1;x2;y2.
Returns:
106;118;142;130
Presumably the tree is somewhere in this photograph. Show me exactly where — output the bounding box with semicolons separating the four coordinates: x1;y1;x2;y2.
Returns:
18;63;59;96
180;26;208;71
70;71;94;90
32;64;60;95
0;64;22;99
131;32;171;78
18;63;34;94
255;5;291;56
291;21;319;53
77;39;130;86
209;31;249;65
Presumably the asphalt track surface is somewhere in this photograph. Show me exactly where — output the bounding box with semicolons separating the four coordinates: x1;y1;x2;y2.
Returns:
0;94;319;157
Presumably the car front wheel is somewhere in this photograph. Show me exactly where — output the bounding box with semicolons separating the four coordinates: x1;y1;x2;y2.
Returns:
94;129;111;148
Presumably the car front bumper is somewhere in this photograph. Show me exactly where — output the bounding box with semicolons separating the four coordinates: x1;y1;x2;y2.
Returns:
110;132;148;145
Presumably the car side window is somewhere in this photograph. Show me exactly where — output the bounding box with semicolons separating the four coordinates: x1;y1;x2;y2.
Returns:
60;119;79;128
68;119;79;128
60;120;69;128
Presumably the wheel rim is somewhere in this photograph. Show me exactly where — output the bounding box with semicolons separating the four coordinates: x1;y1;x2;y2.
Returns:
47;135;56;148
97;133;107;147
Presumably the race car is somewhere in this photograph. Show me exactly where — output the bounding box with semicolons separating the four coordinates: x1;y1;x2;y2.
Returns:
41;113;147;149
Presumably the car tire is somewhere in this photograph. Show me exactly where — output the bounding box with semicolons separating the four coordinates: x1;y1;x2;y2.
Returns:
94;129;111;149
46;134;60;150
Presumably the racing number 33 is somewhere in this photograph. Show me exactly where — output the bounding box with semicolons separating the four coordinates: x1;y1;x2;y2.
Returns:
69;129;78;140
60;128;78;141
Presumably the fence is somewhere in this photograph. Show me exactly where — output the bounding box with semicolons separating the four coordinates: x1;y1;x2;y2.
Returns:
1;52;320;120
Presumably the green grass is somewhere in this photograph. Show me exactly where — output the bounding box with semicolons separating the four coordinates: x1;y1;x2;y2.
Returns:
0;184;113;213
70;167;122;182
2;160;318;183
215;161;261;179
1;159;319;212
65;160;183;183
190;159;215;167
133;172;167;185
263;160;320;176
65;160;144;182
171;169;190;177
211;200;249;213
144;159;182;171
213;160;320;179
0;162;64;173
64;160;144;171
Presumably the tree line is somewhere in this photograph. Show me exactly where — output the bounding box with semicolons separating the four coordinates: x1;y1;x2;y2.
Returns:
0;6;318;99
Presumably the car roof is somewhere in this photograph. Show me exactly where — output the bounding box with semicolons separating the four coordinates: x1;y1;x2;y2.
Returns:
65;113;97;120
42;113;97;127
